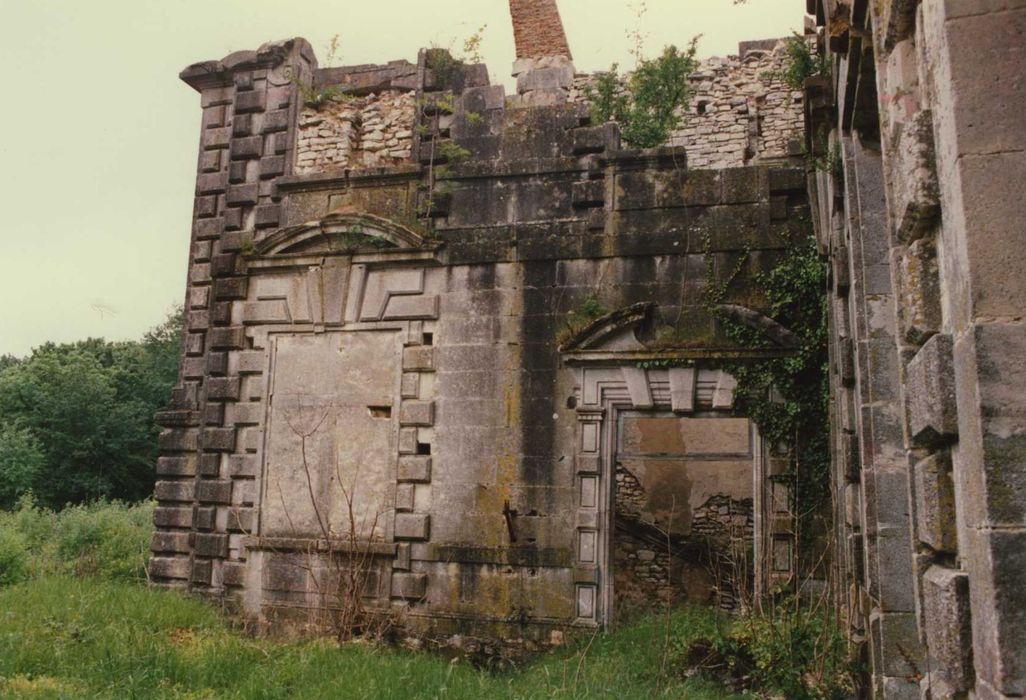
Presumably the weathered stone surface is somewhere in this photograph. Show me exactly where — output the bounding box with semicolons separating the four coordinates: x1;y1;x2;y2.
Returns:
905;334;958;446
914;450;958;553
394;514;430;541
922;565;973;692
391;572;428;600
397;456;432;483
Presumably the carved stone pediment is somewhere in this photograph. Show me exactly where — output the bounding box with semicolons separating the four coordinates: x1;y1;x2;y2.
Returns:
255;212;429;256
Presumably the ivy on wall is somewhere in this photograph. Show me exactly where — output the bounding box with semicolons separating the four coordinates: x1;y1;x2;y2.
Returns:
711;233;830;543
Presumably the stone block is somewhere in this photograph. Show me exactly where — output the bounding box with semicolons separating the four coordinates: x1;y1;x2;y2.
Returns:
394;513;430;541
516;65;574;93
157;456;197;477
922;565;973;693
232;113;253;137
196;479;233;504
199;150;222;174
195;506;216;530
236;351;265;374
199;454;221;477
159;428;198;452
893;111;940;242
213;277;248;301
226;184;259;207
191;559;213;585
154;480;196;503
254;204;281;229
914;450;958;553
403;346;434;372
905;333;958;446
395;483;415;512
230;135;264;160
572;180;604;207
149;556;190;580
400;401;434;426
210;327;246;350
259;156;286;179
194;532;229;558
151;531;191;554
202;427;236;452
966;529;1026;694
207;377;241;402
397;456;432;483
870;611;925;678
898;238;941;344
234;89;266;114
154;507;194;529
228;455;258;477
262;109;290;133
391;572;428;600
571;124;619;154
228;161;247;184
222;561;246;587
202;127;231;150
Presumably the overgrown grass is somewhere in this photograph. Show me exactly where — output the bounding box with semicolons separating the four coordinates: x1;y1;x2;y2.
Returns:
0;577;737;699
0;496;153;584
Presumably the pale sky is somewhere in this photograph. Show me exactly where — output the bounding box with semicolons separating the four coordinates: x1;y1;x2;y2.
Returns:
0;0;800;357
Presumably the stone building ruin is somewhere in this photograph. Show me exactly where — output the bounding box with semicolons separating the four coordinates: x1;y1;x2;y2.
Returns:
149;0;1026;697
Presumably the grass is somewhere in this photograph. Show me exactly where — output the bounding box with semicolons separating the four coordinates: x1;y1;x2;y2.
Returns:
0;577;739;699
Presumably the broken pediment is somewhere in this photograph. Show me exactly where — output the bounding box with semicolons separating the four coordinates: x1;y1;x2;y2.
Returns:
254;212;428;256
558;302;654;353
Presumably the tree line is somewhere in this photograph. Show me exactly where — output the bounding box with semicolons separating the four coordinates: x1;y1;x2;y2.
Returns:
0;308;182;509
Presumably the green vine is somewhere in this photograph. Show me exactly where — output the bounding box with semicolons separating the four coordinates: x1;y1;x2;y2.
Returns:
706;231;830;552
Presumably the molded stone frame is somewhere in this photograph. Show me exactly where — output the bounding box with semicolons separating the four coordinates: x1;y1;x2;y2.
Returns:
567;362;775;625
203;215;442;619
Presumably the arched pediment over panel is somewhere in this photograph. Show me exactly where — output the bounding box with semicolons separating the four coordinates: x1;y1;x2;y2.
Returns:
255;212;429;256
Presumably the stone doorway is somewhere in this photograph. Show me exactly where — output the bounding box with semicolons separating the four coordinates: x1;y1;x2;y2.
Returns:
609;411;756;620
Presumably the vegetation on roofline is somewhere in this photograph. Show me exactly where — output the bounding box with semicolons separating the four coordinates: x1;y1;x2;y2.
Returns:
762;33;831;90
588;37;701;149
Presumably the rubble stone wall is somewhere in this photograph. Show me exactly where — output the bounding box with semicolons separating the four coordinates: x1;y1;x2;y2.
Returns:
570;39;805;168
296;91;416;174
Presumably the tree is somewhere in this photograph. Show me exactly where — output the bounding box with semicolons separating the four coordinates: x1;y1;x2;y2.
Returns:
0;424;45;509
0;307;183;508
588;39;700;149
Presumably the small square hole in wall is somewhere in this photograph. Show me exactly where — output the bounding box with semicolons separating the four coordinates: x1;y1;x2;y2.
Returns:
697;101;709;115
422;332;434;346
368;406;392;419
416;441;432;455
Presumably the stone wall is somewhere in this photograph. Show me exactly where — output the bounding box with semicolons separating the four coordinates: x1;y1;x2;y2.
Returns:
809;0;1026;697
155;38;811;641
569;39;805;168
295;91;416;174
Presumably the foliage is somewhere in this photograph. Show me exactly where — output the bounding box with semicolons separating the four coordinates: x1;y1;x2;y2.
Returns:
0;496;154;583
461;25;487;65
557;296;611;346
0;425;44;509
588;39;700;149
0;308;182;508
0;527;29;586
762;34;830;90
690;602;854;699
0;577;738;699
709;233;830;545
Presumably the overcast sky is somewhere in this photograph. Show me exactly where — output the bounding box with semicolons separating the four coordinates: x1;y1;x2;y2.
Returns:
0;0;800;357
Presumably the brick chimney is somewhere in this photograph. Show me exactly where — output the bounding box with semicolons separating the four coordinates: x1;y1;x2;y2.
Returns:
509;0;573;60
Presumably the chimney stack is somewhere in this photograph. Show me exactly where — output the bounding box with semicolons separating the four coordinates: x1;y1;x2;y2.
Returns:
508;0;573;60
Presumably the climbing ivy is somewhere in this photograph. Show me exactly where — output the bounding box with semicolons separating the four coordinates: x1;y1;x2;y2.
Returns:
710;232;830;537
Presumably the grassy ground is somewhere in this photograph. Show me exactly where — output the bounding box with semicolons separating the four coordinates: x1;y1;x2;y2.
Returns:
0;577;739;699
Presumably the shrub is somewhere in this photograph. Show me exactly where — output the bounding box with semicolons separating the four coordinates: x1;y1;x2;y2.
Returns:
684;601;854;699
54;501;155;581
0;527;29;586
588;39;700;149
0;497;154;582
